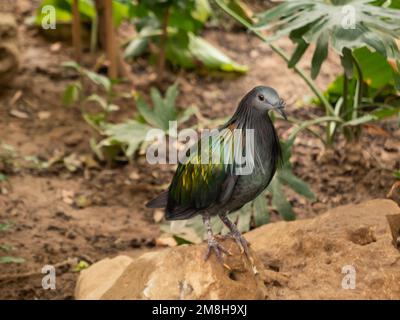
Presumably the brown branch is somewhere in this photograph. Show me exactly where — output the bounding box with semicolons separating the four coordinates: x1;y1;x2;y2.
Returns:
104;0;117;79
157;7;170;83
72;0;82;62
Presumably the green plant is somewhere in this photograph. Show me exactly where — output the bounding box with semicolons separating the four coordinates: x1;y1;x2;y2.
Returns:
124;0;247;75
96;82;198;159
216;0;400;146
0;222;25;264
34;0;129;26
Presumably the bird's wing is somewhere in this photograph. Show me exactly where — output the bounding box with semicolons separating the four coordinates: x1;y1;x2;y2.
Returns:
166;127;240;219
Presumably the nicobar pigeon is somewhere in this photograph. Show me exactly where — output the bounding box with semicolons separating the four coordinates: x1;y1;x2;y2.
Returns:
147;86;287;264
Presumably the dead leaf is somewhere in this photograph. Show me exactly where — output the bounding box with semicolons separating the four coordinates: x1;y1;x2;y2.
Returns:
37;111;51;120
61;189;75;205
155;235;177;247
50;42;62;52
129;170;140;180
10;91;22;106
63;153;82;172
153;209;164;223
10;109;29;119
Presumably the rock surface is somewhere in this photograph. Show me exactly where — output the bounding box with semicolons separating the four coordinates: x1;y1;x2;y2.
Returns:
0;13;19;85
75;199;400;300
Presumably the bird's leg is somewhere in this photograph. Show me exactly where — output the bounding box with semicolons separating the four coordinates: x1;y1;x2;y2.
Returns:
219;212;250;257
203;213;230;264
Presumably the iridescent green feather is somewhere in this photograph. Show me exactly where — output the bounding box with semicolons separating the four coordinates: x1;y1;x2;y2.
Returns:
169;128;238;209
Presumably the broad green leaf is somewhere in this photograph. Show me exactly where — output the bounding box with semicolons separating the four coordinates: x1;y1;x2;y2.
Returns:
85;71;111;92
99;120;152;158
63;83;80;105
311;31;329;79
341;48;354;79
188;33;248;73
278;169;316;200
124;37;149;59
135;94;166;129
253;194;269;227
236;203;252;233
270;179;295;221
86;94;107;110
288;39;309;68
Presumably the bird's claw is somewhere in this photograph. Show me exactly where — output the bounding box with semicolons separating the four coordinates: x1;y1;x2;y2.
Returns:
223;231;250;258
204;237;231;264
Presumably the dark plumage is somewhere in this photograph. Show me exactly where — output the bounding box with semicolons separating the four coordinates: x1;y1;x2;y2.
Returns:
147;86;286;263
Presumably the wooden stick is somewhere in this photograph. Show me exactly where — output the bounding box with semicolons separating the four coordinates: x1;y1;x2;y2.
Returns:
104;0;117;79
72;0;82;62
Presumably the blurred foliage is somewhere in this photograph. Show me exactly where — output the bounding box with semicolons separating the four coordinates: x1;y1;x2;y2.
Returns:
34;0;247;73
62;62;197;160
124;0;247;72
217;0;400;147
35;0;129;26
97;82;197;159
0;222;25;264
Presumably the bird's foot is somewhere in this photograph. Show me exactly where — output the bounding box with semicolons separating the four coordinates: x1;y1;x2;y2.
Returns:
223;230;250;257
204;237;231;268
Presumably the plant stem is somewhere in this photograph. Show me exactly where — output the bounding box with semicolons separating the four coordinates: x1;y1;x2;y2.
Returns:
214;0;334;116
157;7;171;83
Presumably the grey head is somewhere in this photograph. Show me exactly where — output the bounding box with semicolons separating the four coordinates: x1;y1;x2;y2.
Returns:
246;86;287;119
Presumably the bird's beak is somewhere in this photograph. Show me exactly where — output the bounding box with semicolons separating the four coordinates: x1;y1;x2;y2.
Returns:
276;107;287;120
275;98;287;120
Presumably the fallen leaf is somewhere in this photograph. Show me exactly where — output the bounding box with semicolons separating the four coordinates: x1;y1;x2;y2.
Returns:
10;90;22;106
10;109;29;119
129;170;140;180
61;189;75;205
37;111;51;120
50;42;62;52
153;209;164;223
155;235;177;247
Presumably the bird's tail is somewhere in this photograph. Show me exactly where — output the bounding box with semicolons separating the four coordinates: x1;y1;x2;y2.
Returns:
146;191;168;208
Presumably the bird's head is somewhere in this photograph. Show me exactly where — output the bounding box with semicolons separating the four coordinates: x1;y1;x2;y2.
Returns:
247;86;287;120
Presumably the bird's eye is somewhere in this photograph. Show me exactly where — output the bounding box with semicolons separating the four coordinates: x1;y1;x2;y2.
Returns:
258;94;264;101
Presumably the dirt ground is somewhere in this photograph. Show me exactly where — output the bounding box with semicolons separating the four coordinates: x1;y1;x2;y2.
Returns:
0;2;399;299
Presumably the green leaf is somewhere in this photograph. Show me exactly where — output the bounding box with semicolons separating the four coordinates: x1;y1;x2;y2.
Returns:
188;33;248;73
135;94;165;129
311;31;329;79
341;48;354;79
124;37;149;59
236;203;252;233
278;169;316;200
0;222;11;232
99;120;152;158
62;83;80;105
86;94;107;110
253;194;269;227
288;39;309;68
270;179;295;221
0;256;25;264
84;71;111;92
0;244;12;252
0;173;7;182
62;61;81;71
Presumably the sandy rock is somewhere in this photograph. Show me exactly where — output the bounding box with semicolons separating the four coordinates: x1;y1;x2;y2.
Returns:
75;255;133;300
0;13;19;85
75;199;400;300
247;199;400;299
